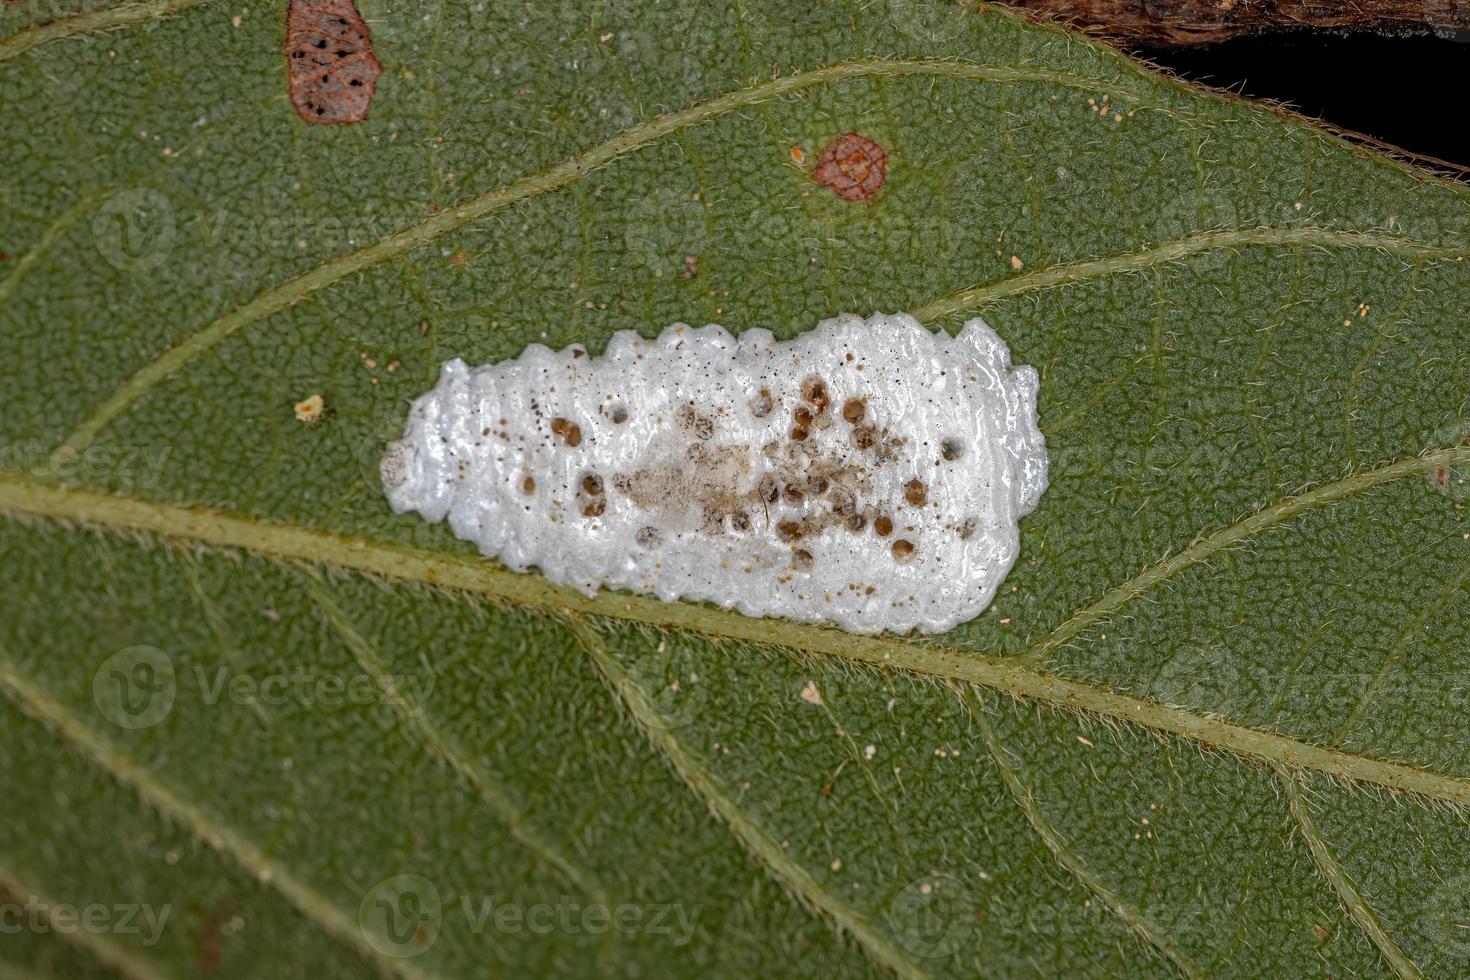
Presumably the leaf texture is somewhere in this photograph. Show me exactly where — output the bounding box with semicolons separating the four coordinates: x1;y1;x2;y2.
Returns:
3;1;1470;977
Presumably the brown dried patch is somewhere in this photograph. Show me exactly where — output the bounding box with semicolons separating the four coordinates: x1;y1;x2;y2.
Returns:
841;398;866;423
812;132;888;203
550;417;583;447
891;539;915;562
521;475;536;495
873;515;893;537
800;376;830;413
904;479;927;507
285;0;382;124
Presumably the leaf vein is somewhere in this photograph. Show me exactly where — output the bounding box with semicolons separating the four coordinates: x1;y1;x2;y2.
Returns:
1280;772;1424;979
0;664;440;980
4;450;1470;806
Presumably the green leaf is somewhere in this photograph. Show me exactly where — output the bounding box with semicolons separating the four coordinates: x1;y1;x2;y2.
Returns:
3;1;1469;977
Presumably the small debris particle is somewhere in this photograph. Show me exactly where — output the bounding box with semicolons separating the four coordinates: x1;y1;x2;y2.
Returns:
830;859;842;872
800;680;823;705
293;393;324;422
1076;735;1094;747
789;146;805;165
680;254;698;279
1010;255;1023;271
863;744;875;760
812;132;888;203
232;15;242;26
285;0;382;125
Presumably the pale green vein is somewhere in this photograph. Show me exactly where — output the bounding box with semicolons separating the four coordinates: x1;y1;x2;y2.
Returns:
1015;447;1470;667
0;191;103;307
0;664;440;980
970;697;1200;979
1281;773;1423;979
302;574;614;912
564;620;930;980
909;226;1466;323
46;56;1167;463
4;448;1470;806
0;867;166;980
0;0;218;64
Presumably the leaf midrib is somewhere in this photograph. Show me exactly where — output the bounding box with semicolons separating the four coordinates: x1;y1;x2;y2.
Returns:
4;446;1470;806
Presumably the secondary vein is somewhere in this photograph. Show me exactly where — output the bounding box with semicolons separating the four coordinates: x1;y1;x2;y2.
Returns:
0;0;219;63
565;619;931;980
0;663;442;980
3;448;1470;806
40;56;1167;464
971;697;1200;979
1281;772;1424;979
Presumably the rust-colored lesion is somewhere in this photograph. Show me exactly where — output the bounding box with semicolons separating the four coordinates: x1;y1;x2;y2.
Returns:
285;0;382;124
812;133;888;202
999;0;1470;45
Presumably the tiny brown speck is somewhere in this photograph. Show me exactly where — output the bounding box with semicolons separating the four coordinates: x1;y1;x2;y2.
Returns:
790;424;809;441
793;406;813;427
750;387;773;418
891;539;915;561
852;425;876;450
792;548;814;569
581;473;603;495
581;498;606;517
550;417;583;447
783;485;805;506
841;398;866;423
904;479;927;507
776;520;802;542
941;438;964;461
731;511;752;533
874;515;893;537
521;476;536;495
846;513;867;533
812;132;888;203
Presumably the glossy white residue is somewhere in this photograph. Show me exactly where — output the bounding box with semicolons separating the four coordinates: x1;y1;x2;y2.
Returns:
382;312;1047;633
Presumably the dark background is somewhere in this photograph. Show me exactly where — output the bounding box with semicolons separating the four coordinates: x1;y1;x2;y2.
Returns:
1136;31;1470;173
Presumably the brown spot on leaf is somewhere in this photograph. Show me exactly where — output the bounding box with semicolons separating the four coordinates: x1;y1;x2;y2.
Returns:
812;132;888;202
285;0;382;124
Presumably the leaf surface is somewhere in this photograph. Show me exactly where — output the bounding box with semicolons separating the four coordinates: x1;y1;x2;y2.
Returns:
3;1;1470;977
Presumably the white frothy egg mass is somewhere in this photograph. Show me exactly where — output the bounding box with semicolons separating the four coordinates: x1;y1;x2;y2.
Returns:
381;312;1048;634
